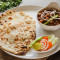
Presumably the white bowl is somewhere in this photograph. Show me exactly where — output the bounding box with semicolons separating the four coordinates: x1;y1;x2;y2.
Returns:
37;2;60;31
38;21;60;31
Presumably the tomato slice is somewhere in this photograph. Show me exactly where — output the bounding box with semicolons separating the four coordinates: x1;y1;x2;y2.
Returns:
42;36;48;41
46;42;52;50
43;42;52;51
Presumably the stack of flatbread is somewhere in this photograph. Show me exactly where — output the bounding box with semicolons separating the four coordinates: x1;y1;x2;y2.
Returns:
0;11;36;55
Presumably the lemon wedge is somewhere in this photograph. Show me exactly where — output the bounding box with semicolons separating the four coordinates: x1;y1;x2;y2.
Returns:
33;43;41;50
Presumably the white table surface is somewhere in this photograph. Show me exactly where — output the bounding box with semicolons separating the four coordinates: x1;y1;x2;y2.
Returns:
21;0;60;7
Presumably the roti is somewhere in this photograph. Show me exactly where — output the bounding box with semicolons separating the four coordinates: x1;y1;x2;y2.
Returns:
0;11;36;55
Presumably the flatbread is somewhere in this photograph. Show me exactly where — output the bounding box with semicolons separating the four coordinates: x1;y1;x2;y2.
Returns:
0;11;36;55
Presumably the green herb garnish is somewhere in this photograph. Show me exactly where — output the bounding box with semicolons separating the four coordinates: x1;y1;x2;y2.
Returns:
0;0;22;12
44;15;58;25
30;37;42;47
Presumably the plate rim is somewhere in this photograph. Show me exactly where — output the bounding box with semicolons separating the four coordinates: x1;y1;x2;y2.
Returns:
0;5;60;59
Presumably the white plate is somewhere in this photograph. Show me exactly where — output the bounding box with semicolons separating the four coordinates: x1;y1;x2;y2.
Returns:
2;5;60;59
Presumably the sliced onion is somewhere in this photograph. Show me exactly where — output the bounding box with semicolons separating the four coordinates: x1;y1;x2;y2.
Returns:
41;13;45;19
40;41;46;50
40;39;47;42
44;10;50;13
43;41;49;51
40;43;45;49
41;10;50;19
40;39;48;50
50;10;56;17
54;18;60;19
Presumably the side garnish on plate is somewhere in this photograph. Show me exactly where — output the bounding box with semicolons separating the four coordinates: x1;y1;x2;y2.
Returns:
30;35;58;51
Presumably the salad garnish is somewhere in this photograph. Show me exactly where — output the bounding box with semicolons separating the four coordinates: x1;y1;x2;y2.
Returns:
30;35;58;51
